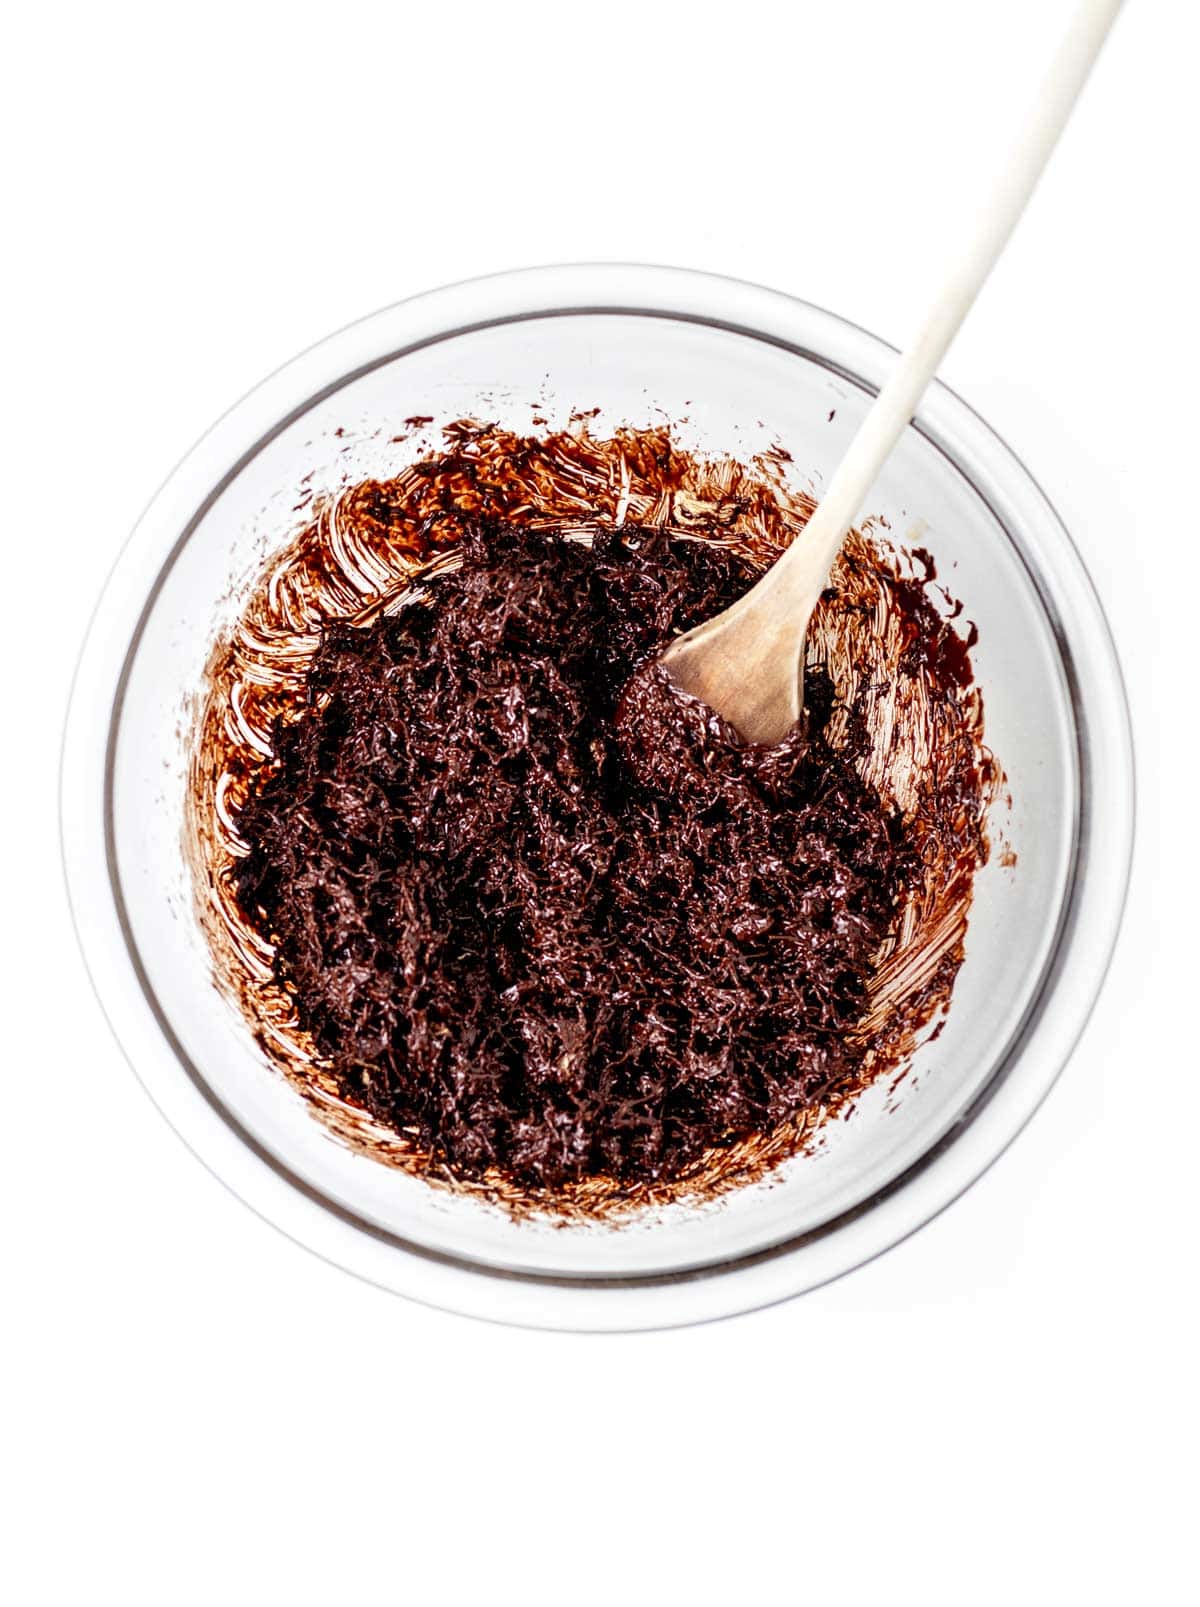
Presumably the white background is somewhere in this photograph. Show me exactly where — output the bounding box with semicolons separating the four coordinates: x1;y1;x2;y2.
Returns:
4;1;1196;1601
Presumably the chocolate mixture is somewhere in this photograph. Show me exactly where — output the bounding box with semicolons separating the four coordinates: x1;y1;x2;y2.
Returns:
190;422;996;1213
234;520;914;1189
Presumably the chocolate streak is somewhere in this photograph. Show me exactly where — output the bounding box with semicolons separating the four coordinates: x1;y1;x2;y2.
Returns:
187;422;997;1217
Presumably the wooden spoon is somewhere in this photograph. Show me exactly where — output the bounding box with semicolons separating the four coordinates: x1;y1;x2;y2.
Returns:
660;0;1122;744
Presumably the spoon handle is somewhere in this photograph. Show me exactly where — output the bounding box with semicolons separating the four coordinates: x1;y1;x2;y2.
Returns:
773;0;1123;606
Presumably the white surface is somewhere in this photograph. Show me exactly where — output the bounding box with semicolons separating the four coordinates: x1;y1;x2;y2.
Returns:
2;0;1195;1600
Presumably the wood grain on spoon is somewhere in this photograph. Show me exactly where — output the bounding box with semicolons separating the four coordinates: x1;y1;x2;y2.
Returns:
660;0;1123;746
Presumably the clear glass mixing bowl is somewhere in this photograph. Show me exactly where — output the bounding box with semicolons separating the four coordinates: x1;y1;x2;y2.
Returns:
61;264;1133;1329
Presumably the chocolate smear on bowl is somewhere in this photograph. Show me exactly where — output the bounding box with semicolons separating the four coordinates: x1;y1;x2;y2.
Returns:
187;421;999;1217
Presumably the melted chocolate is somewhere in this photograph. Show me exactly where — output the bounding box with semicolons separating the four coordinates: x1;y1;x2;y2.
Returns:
189;421;997;1214
234;519;917;1190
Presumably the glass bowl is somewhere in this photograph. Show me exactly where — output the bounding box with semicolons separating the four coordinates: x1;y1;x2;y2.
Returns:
61;264;1133;1330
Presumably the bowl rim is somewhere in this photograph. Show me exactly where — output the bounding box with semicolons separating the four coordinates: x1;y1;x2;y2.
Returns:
60;262;1135;1331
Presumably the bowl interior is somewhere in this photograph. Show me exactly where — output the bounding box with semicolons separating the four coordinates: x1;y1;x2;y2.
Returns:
112;308;1076;1278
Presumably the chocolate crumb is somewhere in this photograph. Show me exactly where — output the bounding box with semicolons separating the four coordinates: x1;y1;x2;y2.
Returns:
234;521;916;1190
188;422;997;1214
